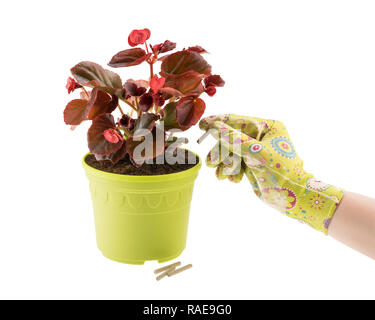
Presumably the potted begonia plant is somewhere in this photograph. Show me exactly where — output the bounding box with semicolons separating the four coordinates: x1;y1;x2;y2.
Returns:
64;28;224;264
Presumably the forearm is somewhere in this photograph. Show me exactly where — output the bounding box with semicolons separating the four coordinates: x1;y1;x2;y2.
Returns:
328;192;375;259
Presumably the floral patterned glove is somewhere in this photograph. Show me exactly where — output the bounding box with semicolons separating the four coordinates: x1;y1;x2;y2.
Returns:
199;114;344;234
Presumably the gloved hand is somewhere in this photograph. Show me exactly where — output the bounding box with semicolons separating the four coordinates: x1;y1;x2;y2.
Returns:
199;114;344;234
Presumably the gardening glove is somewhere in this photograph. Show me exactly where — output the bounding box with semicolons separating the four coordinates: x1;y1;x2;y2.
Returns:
199;114;345;234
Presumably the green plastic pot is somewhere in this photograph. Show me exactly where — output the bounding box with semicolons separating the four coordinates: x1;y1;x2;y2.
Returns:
82;152;201;265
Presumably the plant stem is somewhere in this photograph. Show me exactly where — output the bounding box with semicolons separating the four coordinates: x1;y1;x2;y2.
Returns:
136;97;142;117
117;104;125;116
145;41;154;80
81;87;89;99
118;126;130;138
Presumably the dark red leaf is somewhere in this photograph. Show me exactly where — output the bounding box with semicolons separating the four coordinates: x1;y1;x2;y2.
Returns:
126;125;165;165
158;87;183;99
124;80;147;96
133;113;159;137
153;94;165;107
108;48;151;68
161;50;211;75
161;70;203;94
151;44;162;54
128;28;151;47
187;46;208;54
150;75;165;93
80;81;125;99
71;61;123;89
124;82;138;96
190;83;205;95
160;40;176;53
87;88;118;120
139;93;154;112
152;40;176;54
64;99;89;125
119;114;136;131
94;142;127;164
109;142;127;163
176;97;206;129
161;101;180;131
87;113;123;156
204;74;225;87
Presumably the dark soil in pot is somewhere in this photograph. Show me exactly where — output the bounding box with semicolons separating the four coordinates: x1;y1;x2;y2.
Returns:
85;149;198;176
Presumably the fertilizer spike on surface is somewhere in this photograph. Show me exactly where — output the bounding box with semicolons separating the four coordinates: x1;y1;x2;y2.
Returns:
156;267;177;281
167;264;193;277
154;262;181;274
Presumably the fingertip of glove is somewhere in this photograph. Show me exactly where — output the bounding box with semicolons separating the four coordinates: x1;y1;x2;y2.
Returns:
215;167;227;180
206;155;219;168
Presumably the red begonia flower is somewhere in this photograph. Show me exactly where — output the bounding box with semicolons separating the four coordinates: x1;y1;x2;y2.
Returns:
103;129;123;144
128;28;151;47
205;86;217;97
150;75;165;93
66;77;82;94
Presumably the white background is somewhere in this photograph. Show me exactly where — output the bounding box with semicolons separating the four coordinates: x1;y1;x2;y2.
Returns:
1;0;374;299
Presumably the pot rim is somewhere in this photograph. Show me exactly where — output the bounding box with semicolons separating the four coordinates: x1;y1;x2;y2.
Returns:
82;150;201;182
